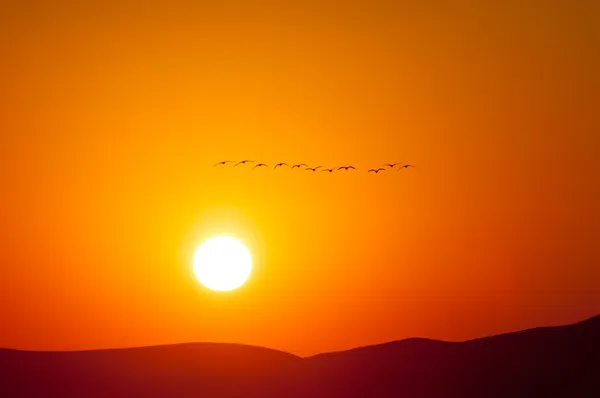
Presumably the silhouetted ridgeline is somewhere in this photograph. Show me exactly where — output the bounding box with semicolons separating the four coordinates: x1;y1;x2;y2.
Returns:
1;315;599;397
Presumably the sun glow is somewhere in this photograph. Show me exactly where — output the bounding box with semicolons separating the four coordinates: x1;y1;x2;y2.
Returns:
193;236;252;291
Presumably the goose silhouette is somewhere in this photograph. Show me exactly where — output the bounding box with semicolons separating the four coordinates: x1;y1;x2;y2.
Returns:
234;160;254;166
398;164;416;171
213;161;235;166
383;162;403;168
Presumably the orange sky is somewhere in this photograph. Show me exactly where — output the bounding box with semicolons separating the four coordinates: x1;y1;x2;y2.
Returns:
1;1;599;356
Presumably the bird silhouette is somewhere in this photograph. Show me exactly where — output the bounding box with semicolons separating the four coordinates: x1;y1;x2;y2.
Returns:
291;164;308;169
383;162;403;168
305;166;322;172
338;166;355;171
368;168;386;173
398;164;416;170
274;163;289;169
322;168;334;172
252;163;269;170
234;160;254;166
213;161;235;166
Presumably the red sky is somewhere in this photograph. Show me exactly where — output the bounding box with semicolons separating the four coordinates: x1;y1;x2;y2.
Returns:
1;0;599;356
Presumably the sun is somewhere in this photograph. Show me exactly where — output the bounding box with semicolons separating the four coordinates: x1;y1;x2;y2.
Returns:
193;236;252;291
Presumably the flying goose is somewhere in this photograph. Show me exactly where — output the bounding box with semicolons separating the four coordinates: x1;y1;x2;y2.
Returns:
383;162;403;168
398;164;416;170
213;161;235;166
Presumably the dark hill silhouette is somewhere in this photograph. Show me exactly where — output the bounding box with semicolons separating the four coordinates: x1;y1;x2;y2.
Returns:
1;315;599;397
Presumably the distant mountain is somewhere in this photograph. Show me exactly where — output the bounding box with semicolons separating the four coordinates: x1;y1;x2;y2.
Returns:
1;315;599;397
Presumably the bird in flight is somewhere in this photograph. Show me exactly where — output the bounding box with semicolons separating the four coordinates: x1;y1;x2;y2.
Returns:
291;164;308;169
337;166;355;171
305;166;322;172
322;168;334;172
274;163;289;169
383;162;403;168
398;164;416;170
213;160;235;166
252;163;269;170
234;160;254;166
368;168;386;173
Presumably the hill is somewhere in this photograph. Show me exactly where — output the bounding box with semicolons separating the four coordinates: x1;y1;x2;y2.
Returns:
1;315;599;397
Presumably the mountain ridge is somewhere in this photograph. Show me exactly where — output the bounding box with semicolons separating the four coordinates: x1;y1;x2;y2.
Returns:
3;313;598;358
1;313;599;397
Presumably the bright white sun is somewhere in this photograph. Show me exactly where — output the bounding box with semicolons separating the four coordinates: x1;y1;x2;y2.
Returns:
193;236;252;291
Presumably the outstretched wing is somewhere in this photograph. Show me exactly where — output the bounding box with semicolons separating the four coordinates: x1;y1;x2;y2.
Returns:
237;160;254;166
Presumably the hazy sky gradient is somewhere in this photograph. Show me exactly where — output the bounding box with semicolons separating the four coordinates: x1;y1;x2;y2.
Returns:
1;0;599;355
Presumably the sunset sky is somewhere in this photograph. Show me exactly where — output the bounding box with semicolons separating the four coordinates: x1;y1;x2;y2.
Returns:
1;1;599;356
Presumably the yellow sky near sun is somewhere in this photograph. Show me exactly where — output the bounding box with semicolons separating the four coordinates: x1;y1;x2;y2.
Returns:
1;0;599;355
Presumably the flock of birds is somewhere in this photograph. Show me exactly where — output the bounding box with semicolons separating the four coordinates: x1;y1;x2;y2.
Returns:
213;160;415;173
